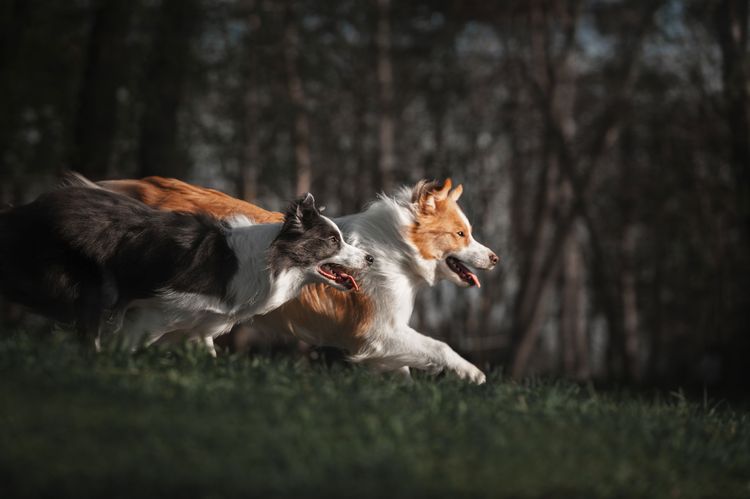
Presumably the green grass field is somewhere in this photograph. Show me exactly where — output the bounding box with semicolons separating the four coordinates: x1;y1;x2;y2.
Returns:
0;334;748;498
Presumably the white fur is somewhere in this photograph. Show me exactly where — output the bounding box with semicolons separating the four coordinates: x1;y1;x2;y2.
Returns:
255;188;497;384
112;217;370;354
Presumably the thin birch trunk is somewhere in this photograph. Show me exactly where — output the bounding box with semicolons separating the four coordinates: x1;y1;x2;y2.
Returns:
283;1;312;195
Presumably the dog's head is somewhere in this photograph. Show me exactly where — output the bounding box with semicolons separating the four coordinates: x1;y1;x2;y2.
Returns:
272;193;372;291
408;179;498;288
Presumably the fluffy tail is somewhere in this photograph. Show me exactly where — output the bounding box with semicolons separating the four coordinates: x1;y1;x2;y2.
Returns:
59;171;102;190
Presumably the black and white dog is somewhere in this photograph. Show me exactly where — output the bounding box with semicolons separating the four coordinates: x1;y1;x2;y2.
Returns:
0;186;372;352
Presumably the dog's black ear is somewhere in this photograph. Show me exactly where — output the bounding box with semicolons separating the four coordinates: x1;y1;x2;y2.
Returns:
282;193;318;233
282;200;305;234
300;192;321;222
299;192;317;215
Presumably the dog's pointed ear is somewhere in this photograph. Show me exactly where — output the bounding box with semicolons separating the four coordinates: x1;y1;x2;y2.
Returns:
284;192;320;232
300;192;316;211
435;178;452;200
412;179;453;213
298;192;320;220
283;194;317;233
448;183;463;201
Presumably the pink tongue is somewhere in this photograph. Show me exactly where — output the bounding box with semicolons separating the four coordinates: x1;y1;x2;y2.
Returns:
319;269;337;280
468;272;481;288
342;273;359;291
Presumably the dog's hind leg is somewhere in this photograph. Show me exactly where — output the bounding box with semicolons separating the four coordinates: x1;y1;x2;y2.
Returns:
378;366;413;383
99;308;125;348
394;366;412;379
152;329;218;356
76;282;105;351
76;270;119;351
97;271;123;348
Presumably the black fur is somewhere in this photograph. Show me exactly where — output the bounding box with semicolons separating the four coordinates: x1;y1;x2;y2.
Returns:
0;186;238;340
269;193;343;275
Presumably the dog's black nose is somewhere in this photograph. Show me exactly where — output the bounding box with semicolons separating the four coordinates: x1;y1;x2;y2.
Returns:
365;254;375;266
489;253;499;266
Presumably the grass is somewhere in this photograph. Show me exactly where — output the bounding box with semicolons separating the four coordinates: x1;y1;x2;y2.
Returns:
0;333;748;498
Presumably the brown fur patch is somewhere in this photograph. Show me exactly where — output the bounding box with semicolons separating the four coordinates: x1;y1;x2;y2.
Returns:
408;179;471;260
99;177;284;223
259;283;374;353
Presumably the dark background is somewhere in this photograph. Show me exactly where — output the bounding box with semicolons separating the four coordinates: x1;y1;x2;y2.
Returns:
1;0;748;390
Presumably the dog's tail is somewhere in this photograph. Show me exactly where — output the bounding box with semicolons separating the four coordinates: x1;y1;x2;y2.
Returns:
60;171;102;190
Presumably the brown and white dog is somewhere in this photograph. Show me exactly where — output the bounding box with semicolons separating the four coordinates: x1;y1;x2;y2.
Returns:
82;175;498;383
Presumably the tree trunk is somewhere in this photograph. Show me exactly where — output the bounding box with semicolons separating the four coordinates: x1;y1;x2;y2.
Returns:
283;1;312;196
238;88;260;202
511;1;661;380
138;0;200;178
620;223;641;381
715;0;750;239
511;3;577;378
354;82;372;210
560;226;588;379
714;0;750;387
70;0;133;178
238;9;262;202
511;149;561;377
0;0;29;188
584;211;626;379
375;0;395;192
0;0;26;333
511;261;559;377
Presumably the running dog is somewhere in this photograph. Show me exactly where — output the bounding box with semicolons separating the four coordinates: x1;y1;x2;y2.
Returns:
87;176;498;383
0;186;371;353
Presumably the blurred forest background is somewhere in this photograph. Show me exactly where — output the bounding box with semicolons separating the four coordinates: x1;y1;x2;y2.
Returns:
1;0;748;389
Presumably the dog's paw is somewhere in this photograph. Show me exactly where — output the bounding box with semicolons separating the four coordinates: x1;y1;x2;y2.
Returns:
453;361;486;385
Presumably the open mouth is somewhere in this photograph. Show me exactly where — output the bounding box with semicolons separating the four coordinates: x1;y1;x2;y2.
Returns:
446;257;480;287
318;263;359;291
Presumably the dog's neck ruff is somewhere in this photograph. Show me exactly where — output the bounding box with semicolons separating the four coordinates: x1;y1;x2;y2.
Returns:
225;223;309;320
335;189;438;290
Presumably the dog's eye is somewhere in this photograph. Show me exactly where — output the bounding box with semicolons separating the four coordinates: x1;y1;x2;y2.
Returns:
457;231;465;237
329;236;338;244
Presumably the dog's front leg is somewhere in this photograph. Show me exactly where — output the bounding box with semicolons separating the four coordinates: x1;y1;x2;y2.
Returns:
194;319;234;357
201;336;217;357
117;306;170;351
367;326;486;384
